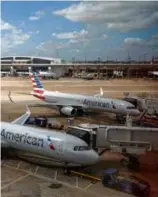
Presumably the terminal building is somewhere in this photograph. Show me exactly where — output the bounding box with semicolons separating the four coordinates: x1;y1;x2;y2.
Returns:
1;56;158;78
1;56;64;77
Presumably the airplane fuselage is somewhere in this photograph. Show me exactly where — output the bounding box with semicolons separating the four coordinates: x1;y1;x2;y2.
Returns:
30;72;140;117
1;122;99;166
42;91;140;116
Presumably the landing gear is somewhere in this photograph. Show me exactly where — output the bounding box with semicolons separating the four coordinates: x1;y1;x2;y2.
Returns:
121;154;140;171
76;109;84;116
121;149;140;171
116;115;125;124
63;163;71;175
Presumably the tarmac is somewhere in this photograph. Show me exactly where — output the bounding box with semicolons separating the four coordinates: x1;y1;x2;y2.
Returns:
1;77;158;197
1;157;133;197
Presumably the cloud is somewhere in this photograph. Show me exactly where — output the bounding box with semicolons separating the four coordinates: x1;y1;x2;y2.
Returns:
53;2;158;31
152;34;158;39
37;27;109;58
147;34;158;53
103;34;108;39
52;28;109;46
36;40;69;52
124;35;158;49
52;29;88;39
35;30;40;34
124;37;146;45
1;20;15;30
1;20;31;54
36;40;70;57
29;30;40;35
112;35;158;60
29;10;45;21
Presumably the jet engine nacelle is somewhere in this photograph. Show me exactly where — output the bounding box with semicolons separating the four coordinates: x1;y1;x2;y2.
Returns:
60;106;77;116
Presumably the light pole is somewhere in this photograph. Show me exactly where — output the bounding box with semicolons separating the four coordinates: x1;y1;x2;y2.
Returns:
144;53;147;63
138;55;140;63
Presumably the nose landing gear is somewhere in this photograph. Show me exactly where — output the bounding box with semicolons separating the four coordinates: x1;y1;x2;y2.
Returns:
121;149;140;171
63;163;71;175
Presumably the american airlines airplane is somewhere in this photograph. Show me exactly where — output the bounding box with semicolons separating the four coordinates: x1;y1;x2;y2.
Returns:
29;72;140;117
37;70;58;79
1;106;99;166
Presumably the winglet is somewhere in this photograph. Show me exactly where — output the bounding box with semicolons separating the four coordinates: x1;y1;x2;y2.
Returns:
94;87;104;97
100;87;103;96
11;105;31;125
25;104;30;114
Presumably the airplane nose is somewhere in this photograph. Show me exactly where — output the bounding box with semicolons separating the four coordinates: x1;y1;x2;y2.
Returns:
133;109;140;116
128;109;140;116
89;151;100;164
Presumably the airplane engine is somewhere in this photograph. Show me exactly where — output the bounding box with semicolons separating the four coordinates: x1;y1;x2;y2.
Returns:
60;106;77;116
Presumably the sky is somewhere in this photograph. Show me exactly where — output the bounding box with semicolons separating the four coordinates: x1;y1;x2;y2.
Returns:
1;1;158;61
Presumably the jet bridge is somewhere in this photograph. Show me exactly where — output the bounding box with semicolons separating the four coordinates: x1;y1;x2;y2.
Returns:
68;125;158;154
77;124;158;153
95;126;158;154
67;124;158;170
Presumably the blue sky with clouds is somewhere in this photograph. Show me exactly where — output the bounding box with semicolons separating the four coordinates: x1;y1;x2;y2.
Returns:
1;1;158;61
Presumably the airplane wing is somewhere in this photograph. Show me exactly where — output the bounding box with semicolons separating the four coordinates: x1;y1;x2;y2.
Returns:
11;105;31;125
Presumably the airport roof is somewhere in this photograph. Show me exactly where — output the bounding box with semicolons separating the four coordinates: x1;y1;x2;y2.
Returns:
1;56;61;61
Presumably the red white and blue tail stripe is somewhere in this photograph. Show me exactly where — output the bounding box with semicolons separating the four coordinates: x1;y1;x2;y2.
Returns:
29;72;45;100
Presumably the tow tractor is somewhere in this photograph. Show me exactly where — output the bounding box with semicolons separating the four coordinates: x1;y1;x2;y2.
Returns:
102;168;150;197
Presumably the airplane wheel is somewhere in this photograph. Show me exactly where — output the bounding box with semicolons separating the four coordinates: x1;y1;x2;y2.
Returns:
63;169;71;176
120;158;129;167
77;109;84;116
127;156;140;171
121;155;140;171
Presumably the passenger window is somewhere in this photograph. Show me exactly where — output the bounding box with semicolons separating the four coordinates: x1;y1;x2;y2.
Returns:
79;146;90;151
74;146;90;151
74;146;78;151
79;146;85;151
127;106;135;109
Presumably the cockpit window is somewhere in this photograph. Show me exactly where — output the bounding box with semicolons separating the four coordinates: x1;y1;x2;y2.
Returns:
127;106;135;109
74;146;90;151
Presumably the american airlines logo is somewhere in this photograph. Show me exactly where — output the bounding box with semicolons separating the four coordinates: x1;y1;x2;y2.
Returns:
1;129;44;147
47;136;55;150
111;101;116;109
83;99;110;108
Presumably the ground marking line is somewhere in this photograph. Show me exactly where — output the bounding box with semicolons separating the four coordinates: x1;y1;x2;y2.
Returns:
3;164;103;197
84;183;93;190
34;166;39;174
1;174;29;190
75;177;78;188
54;170;58;180
1;179;11;183
16;161;21;169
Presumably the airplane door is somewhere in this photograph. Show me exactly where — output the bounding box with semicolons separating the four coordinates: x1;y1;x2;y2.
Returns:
55;141;64;155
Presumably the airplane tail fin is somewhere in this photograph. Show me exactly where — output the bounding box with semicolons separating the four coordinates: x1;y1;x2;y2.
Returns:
29;72;45;100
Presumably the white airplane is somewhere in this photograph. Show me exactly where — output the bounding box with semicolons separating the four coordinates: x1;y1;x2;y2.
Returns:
29;72;140;117
37;71;58;79
1;106;99;166
0;71;10;76
148;71;158;76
